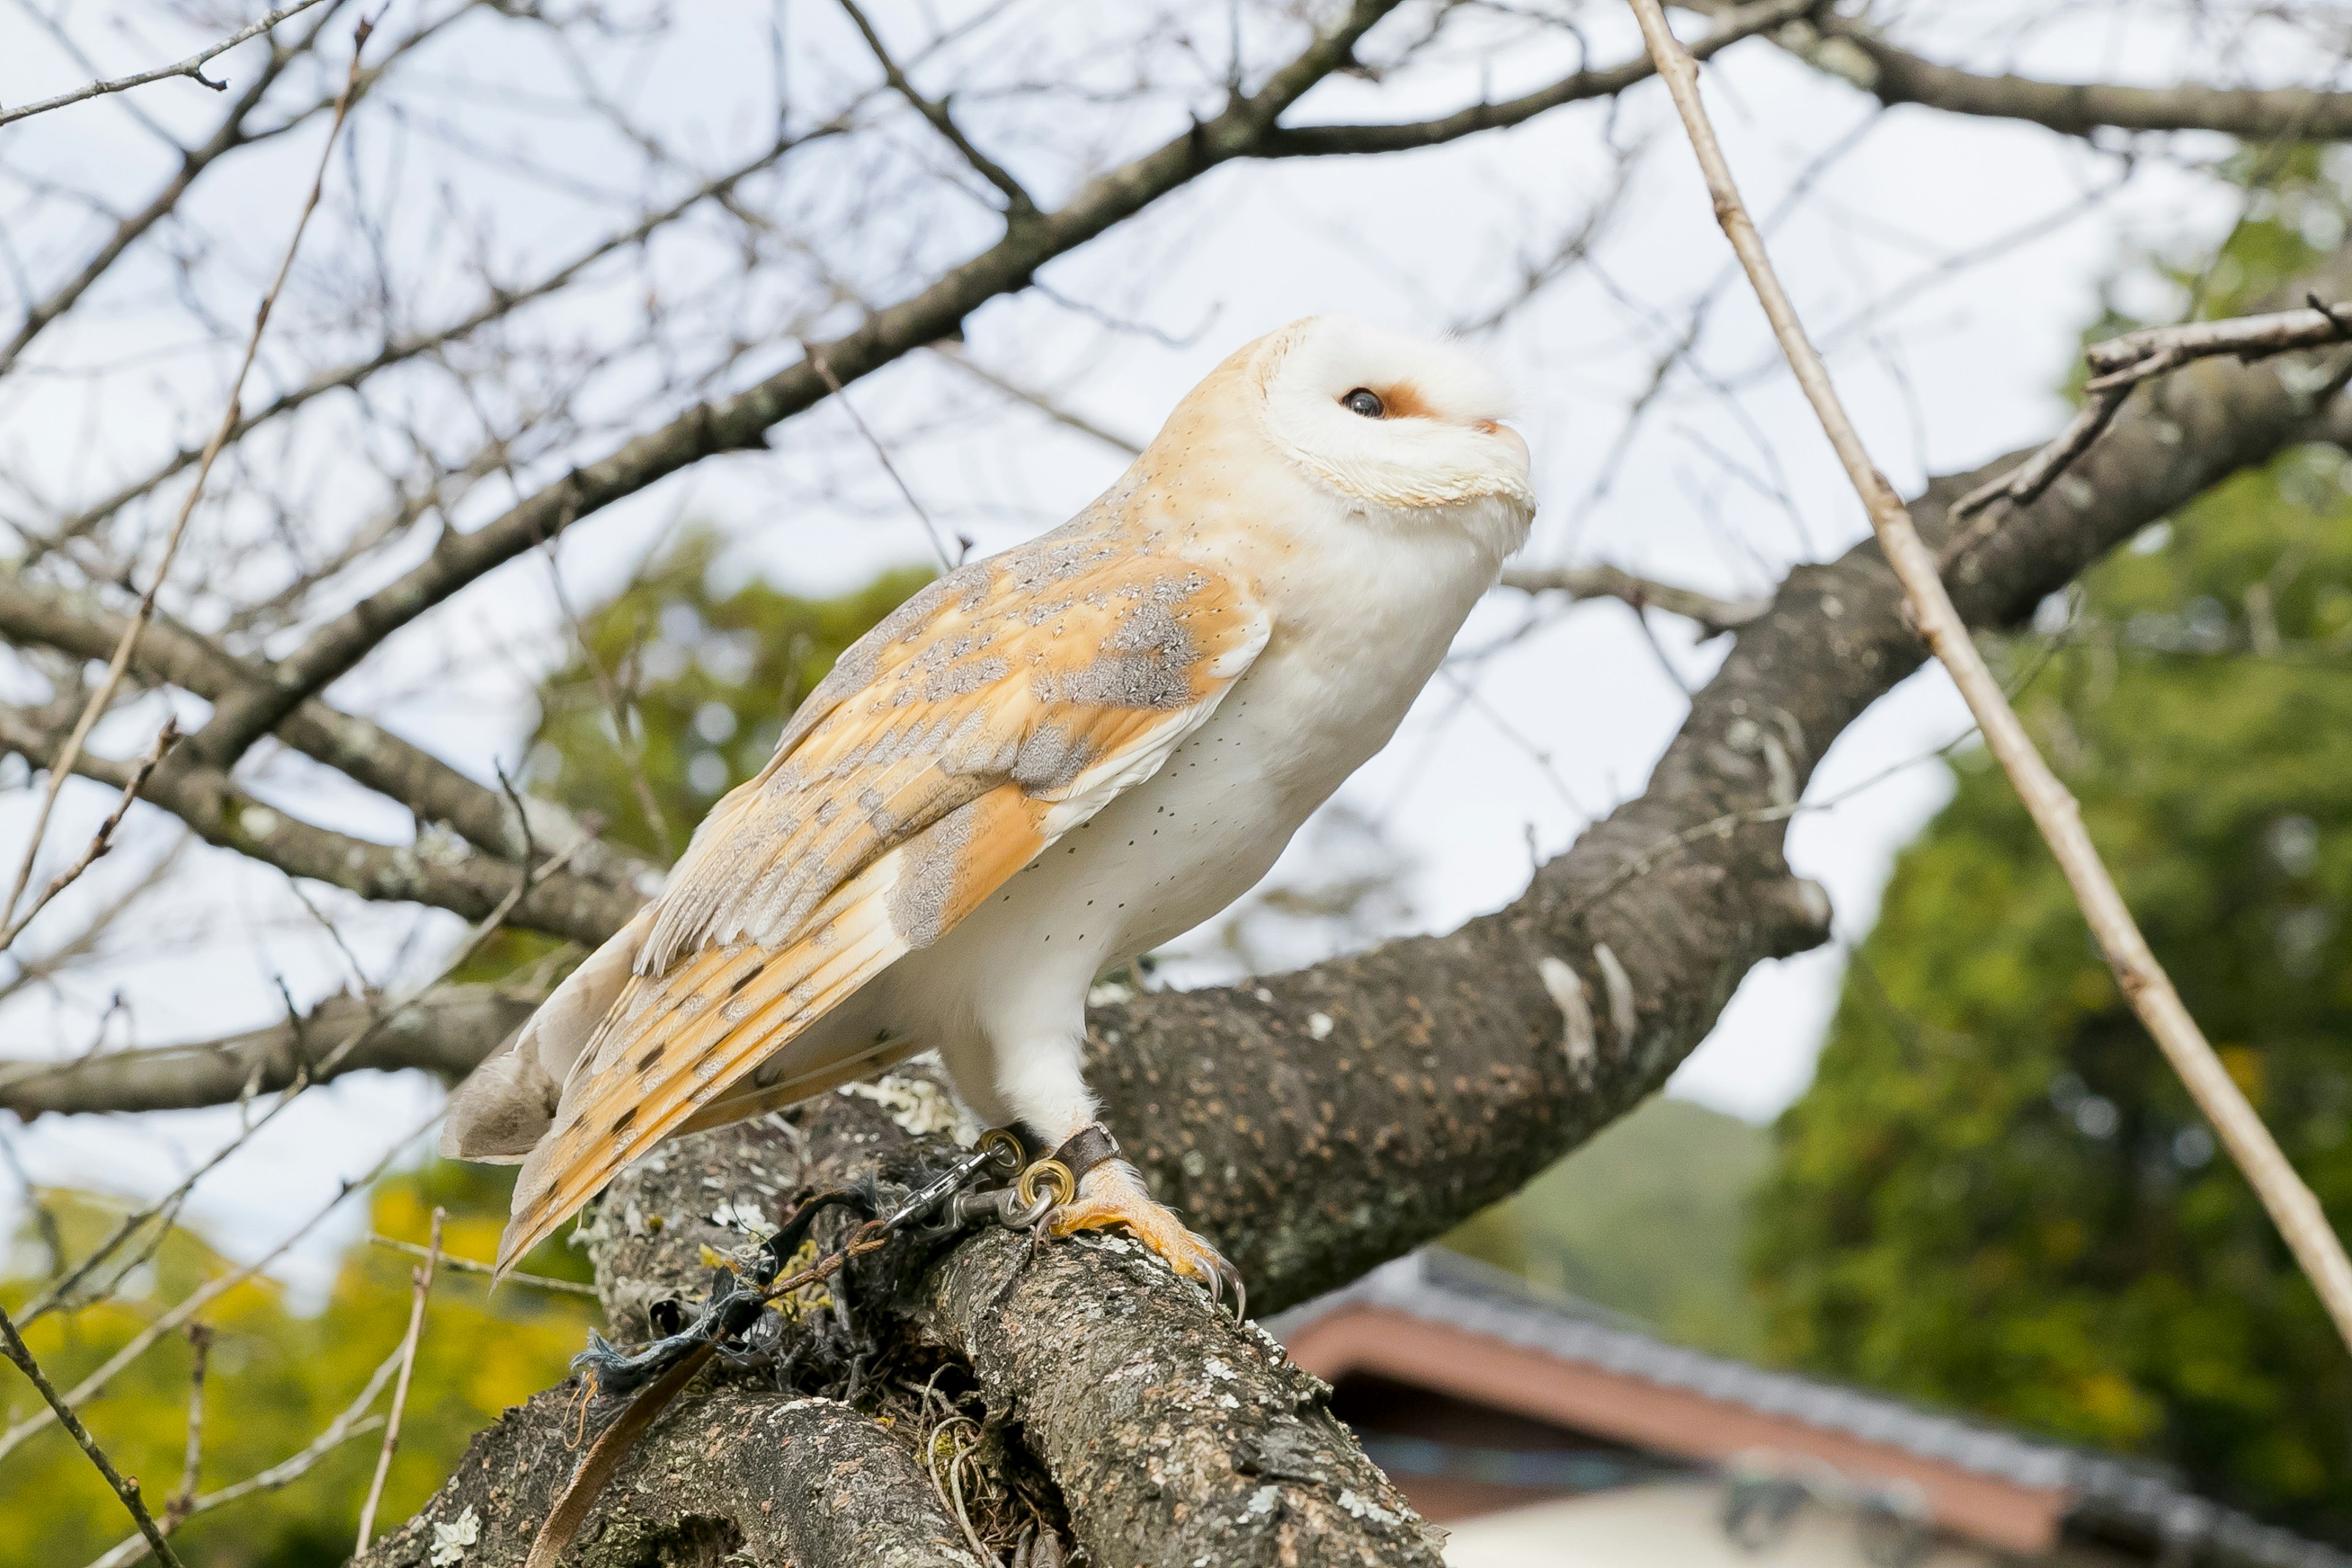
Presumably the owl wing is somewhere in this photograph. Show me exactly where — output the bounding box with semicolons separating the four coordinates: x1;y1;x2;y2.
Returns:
493;535;1268;1270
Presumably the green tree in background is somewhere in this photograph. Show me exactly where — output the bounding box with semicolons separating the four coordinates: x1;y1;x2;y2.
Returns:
1752;158;2352;1539
6;537;927;1564
528;531;932;864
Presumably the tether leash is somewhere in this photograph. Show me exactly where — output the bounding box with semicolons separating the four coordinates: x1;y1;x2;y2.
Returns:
524;1125;1102;1567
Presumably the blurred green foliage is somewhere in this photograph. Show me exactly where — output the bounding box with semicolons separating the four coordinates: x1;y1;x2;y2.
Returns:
1444;1096;1770;1357
1752;154;2352;1538
529;530;932;863
6;533;926;1563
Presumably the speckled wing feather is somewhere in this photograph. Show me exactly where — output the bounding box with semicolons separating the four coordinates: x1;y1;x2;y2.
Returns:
496;526;1268;1270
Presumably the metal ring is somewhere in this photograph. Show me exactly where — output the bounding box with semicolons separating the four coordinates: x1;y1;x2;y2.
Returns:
978;1127;1026;1174
1015;1158;1074;1210
1000;1187;1057;1230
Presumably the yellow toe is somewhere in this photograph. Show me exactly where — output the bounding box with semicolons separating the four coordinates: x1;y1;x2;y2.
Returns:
1047;1167;1244;1314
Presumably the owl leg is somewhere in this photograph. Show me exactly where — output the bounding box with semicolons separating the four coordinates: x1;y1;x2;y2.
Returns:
982;1028;1244;1314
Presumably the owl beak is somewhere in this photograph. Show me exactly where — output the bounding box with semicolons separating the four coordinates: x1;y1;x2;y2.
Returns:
1479;420;1531;476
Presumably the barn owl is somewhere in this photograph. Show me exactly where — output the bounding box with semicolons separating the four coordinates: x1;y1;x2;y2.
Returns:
446;315;1536;1297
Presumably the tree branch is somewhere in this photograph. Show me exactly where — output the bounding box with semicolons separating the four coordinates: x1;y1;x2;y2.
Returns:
0;573;652;894
1260;0;1819;157
837;0;1036;215
364;1080;1433;1568
0;0;333;128
0;703;639;944
1706;5;2352;141
1498;562;1771;635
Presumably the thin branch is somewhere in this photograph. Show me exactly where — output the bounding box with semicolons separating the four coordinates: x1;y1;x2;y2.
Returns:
1260;0;1819;157
36;132;817;559
1826;21;2352;141
0;573;651;889
0;1303;189;1568
368;1234;599;1297
0;716;181;953
0;19;373;935
810;352;957;571
356;1207;442;1554
1629;0;2352;1357
0;0;333;127
1947;298;2352;532
1498;562;1770;636
837;0;1034;214
0;1107;434;1463
0;699;641;946
84;1347;402;1568
164;1324;213;1530
925;342;1145;456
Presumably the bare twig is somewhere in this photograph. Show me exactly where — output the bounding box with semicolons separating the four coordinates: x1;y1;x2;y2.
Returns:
811;353;958;571
1630;0;2352;1355
0;1107;435;1463
837;0;1034;214
1498;563;1770;636
0;1303;189;1568
0;18;373;932
926;342;1145;456
164;1324;214;1529
0;716;181;953
368;1233;600;1297
83;1345;403;1568
1947;298;2352;537
0;0;333;127
356;1207;443;1553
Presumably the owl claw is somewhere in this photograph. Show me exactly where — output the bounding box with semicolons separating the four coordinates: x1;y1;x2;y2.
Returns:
1048;1163;1246;1318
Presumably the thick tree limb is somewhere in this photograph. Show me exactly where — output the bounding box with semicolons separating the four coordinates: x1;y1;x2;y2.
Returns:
0;986;543;1117
1259;0;1817;157
355;1382;975;1568
366;1079;1432;1568
0;572;653;894
0;704;640;944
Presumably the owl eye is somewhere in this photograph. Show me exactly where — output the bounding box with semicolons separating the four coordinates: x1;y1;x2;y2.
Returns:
1341;388;1385;419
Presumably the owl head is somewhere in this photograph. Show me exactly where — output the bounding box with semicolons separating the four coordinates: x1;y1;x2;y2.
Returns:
1137;315;1534;566
1253;315;1534;517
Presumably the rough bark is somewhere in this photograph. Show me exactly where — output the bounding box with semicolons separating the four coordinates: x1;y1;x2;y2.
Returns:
355;1382;974;1568
0;986;544;1117
364;1076;1434;1568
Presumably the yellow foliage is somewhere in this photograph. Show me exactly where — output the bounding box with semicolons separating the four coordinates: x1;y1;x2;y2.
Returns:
2;1162;597;1568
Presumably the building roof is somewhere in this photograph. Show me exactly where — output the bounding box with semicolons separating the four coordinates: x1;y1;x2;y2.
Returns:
1270;1250;2349;1568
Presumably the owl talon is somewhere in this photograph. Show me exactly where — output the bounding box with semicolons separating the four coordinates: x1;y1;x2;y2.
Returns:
1047;1163;1247;1317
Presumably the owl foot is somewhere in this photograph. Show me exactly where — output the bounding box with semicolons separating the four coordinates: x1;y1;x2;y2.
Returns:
1049;1162;1246;1318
